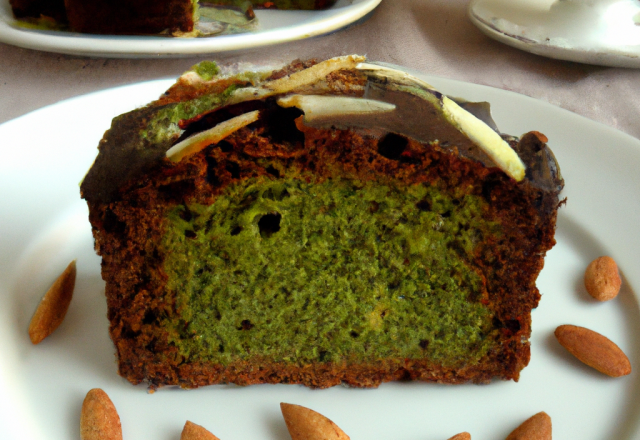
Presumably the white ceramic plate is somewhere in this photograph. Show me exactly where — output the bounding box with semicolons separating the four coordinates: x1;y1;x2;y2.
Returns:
469;0;640;68
1;70;640;440
0;0;380;58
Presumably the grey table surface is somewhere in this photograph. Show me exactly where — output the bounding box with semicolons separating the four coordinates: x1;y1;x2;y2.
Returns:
1;0;639;141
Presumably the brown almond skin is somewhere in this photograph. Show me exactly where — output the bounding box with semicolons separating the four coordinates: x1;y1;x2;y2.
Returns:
555;325;631;377
584;256;621;301
28;260;76;344
505;412;551;440
181;421;221;440
281;403;349;440
80;388;123;440
448;433;471;440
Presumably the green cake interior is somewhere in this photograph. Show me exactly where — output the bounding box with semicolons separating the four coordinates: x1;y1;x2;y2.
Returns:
161;170;503;368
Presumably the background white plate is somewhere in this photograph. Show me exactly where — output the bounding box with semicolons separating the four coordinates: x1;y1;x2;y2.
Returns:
0;0;380;58
469;0;640;68
1;70;640;440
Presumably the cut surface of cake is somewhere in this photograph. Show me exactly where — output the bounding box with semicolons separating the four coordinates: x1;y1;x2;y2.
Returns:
81;56;564;389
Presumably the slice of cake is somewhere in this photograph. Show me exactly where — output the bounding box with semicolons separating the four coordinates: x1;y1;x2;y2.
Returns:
81;56;564;389
10;0;337;34
201;0;338;9
9;0;198;34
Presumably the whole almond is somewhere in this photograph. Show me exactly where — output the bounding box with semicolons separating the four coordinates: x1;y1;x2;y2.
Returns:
584;256;621;301
505;412;551;440
555;325;631;377
448;432;471;440
80;388;123;440
281;403;349;440
28;260;76;344
181;421;220;440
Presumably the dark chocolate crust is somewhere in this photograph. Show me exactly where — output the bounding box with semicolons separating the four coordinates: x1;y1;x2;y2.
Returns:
63;0;195;34
202;0;338;9
82;60;563;389
9;0;67;21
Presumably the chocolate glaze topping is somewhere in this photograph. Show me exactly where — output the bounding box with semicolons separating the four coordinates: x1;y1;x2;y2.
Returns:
81;64;564;204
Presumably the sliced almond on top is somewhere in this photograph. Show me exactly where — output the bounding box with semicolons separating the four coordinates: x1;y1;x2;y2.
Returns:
265;55;366;95
448;432;471;440
505;412;551;440
356;61;526;182
555;324;631;377
80;388;123;440
28;260;76;344
441;96;525;182
228;55;367;108
166;110;260;162
277;95;395;122
181;421;221;440
280;403;349;440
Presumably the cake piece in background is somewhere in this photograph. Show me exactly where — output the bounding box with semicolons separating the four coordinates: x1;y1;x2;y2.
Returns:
9;0;338;34
202;0;337;9
9;0;66;22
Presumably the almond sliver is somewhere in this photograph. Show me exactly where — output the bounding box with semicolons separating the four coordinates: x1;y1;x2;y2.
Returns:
166;110;260;162
277;95;395;122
